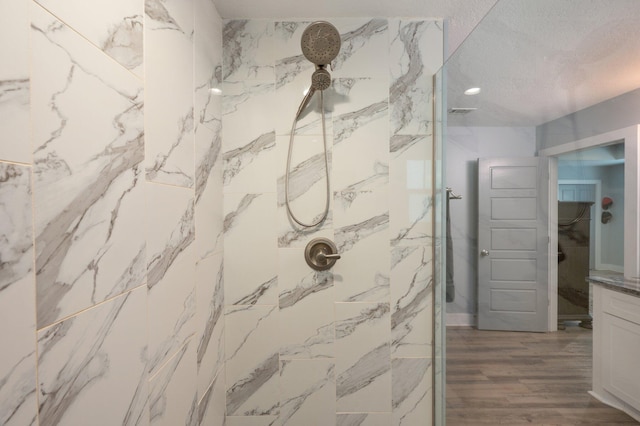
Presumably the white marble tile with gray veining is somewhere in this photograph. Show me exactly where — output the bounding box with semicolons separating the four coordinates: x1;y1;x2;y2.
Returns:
279;360;335;425
37;287;148;426
145;0;195;188
35;0;143;77
196;253;224;399
390;195;432;247
336;413;392;426
390;134;433;247
226;416;280;426
149;340;197;426
331;78;389;193
332;78;388;147
224;193;278;306
0;77;30;163
31;5;146;329
279;249;334;359
195;121;223;261
0;164;37;426
391;246;433;358
335;303;391;412
225;305;280;416
273;21;311;88
194;0;222;132
276;134;333;248
331;19;389;79
146;183;196;376
222;80;276;194
392;358;432;425
333;188;390;302
197;369;225;426
223;20;275;82
389;20;443;136
0;0;30;164
224;131;276;191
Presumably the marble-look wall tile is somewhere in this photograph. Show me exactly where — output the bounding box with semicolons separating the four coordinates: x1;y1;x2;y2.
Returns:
226;416;279;426
145;0;195;187
389;20;443;136
195;0;222;132
336;413;392;426
0;0;30;164
391;245;433;358
221;18;440;425
279;360;335;425
222;80;276;194
149;340;197;426
331;19;389;80
334;189;390;302
146;183;196;376
335;303;391;412
279;249;334;359
195;121;223;261
0;164;37;426
224;193;277;305
332;77;389;192
276;134;333;247
37;287;148;426
392;358;432;425
198;370;225;426
223;20;275;82
390;135;432;246
225;305;279;416
31;4;146;328
196;253;224;399
35;0;143;77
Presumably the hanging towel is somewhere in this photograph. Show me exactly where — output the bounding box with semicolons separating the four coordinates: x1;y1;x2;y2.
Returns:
446;193;455;303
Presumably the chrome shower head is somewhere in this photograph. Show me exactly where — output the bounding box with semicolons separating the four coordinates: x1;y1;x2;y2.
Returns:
301;21;341;67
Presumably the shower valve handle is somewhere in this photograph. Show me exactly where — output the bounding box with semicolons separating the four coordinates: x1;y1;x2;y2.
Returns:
305;238;341;271
318;252;341;261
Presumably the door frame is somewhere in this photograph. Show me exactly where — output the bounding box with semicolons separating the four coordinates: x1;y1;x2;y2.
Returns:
557;180;602;269
540;125;640;330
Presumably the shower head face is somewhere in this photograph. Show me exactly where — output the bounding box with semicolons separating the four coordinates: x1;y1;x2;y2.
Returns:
301;21;341;66
311;68;331;91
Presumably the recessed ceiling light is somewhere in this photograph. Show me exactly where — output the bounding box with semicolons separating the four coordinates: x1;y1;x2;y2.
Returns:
464;87;481;96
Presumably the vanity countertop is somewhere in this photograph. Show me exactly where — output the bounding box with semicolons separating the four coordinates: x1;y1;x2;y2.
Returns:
587;274;640;297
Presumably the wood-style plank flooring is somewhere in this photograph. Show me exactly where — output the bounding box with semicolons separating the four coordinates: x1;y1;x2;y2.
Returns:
446;325;639;425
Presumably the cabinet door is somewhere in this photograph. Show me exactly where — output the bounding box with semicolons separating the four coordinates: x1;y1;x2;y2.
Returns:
602;312;640;409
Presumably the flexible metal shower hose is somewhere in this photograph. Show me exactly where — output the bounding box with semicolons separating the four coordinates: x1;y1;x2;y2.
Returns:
285;90;330;228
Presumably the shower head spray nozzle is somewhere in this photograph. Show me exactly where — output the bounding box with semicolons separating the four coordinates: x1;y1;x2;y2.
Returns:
301;21;341;67
311;68;331;91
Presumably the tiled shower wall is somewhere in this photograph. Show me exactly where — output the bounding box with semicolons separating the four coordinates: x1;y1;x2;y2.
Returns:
221;19;442;425
0;0;224;424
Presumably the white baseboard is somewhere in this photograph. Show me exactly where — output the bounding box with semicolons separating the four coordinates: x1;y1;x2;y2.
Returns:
446;313;476;327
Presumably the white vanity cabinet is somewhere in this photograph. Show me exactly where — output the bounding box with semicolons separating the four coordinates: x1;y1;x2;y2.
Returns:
592;282;640;422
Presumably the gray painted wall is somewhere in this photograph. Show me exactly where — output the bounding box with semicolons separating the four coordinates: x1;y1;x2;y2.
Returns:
537;88;640;151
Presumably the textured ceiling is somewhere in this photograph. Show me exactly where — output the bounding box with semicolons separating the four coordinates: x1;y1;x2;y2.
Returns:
447;0;640;126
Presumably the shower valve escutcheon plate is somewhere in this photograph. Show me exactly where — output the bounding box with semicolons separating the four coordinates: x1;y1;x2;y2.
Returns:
304;237;341;271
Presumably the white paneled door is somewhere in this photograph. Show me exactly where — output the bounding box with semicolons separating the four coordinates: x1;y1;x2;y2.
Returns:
478;157;550;332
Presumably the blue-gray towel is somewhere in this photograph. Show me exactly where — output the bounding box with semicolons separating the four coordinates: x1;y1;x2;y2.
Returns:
446;194;455;303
